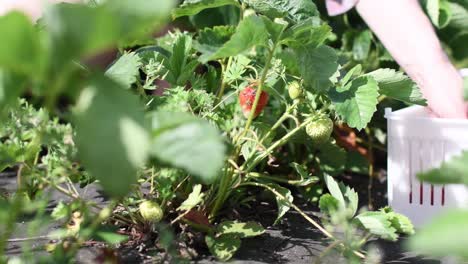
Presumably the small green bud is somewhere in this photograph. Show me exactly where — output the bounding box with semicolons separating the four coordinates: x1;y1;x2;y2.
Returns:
288;81;303;100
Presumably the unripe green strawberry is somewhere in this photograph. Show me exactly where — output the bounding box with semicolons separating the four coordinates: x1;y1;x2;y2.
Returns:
288;81;303;100
139;200;163;223
306;117;334;145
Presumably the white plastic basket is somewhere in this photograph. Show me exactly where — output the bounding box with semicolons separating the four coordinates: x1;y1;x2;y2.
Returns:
385;70;468;227
385;106;468;227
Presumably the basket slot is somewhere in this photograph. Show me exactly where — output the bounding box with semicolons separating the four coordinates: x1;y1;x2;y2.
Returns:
421;141;445;206
410;140;420;204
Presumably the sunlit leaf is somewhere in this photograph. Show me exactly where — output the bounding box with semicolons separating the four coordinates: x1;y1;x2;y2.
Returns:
365;68;426;105
294;45;339;93
173;0;240;18
205;234;241;261
329;76;379;130
217;221;265;238
148;112;226;184
105;52;142;89
355;211;398;241
177;184;205;211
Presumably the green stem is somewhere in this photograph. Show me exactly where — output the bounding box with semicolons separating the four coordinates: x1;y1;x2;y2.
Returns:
246;172;317;185
216;57;233;104
260;101;298;143
209;167;233;219
365;127;375;210
244;120;309;172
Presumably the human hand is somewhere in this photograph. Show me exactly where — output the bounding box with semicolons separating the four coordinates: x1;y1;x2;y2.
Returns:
0;0;81;21
355;0;467;119
420;67;467;119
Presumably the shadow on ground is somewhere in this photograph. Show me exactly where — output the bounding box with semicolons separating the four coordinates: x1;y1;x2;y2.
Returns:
1;171;447;263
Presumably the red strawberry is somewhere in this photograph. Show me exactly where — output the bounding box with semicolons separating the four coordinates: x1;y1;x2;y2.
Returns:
239;85;269;118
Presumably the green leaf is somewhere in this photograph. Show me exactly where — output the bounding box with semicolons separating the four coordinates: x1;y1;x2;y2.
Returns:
44;0;173;66
0;12;43;75
172;0;240;18
105;0;175;41
319;194;340;215
205;234;241;261
323;174;345;209
93;227;129;245
44;3;119;66
74;75;150;197
294;45;339;93
0;71;27;116
190;5;240;28
341;64;362;86
281;18;332;48
224;55;251;84
449;32;468;60
217;221;265;238
316;141;346;176
408;210;468;259
355;211;398;241
438;0;453;28
105;52;142;89
345;151;369;175
380;207;415;235
329;76;379;130
290;162;320;186
164;34;199;86
271;184;293;224
341;183;359;217
193;26;236;55
177;184;205;211
51;202;69;220
422;0;452;28
324;174;359;216
365;68;426;105
447;2;468;30
148;112;226;184
197;16;269;63
352;30;372;61
418;151;468;185
243;0;319;23
257;182;293;224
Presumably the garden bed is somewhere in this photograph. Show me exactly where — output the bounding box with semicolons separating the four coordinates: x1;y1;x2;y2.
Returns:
3;171;439;263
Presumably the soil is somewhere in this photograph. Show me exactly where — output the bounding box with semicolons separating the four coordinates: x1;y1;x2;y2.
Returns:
0;170;446;264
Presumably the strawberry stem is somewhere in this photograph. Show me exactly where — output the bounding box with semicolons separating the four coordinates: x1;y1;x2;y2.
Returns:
211;28;285;219
216;56;233;104
244;120;309;173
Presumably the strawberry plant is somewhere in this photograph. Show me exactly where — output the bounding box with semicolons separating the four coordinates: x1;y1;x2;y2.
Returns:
1;0;465;262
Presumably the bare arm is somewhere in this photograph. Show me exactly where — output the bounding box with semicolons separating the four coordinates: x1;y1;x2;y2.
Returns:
356;0;466;118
